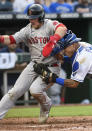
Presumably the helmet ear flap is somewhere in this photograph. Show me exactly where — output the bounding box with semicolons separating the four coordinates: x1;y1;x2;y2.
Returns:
38;12;45;22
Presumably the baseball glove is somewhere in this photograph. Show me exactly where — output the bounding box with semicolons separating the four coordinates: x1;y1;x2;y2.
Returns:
33;62;58;84
33;62;51;75
42;71;58;84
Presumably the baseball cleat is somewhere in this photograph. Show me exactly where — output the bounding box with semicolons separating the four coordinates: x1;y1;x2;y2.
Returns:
39;101;52;124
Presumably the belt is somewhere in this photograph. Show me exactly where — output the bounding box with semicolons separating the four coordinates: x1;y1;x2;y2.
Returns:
46;63;59;67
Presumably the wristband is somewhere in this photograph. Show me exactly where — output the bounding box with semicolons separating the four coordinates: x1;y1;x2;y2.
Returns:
56;78;64;86
0;36;4;43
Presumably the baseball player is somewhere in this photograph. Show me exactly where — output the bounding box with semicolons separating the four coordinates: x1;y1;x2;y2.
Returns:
34;31;92;89
0;4;67;123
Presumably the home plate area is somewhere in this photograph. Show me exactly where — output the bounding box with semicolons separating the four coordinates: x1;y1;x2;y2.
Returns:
0;116;92;131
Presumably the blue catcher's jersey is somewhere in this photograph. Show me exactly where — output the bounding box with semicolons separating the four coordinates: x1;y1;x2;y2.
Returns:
50;30;81;56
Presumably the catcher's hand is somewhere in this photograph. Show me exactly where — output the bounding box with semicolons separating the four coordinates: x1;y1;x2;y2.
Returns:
33;62;58;84
42;71;58;84
33;62;51;75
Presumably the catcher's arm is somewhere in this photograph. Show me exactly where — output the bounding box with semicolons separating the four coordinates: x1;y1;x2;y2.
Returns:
42;70;79;88
33;62;79;88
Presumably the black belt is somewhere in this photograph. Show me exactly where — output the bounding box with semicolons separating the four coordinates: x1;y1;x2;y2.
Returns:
46;63;59;67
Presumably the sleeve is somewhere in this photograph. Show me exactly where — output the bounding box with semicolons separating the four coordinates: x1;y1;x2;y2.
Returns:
71;53;91;82
47;19;66;33
12;26;28;44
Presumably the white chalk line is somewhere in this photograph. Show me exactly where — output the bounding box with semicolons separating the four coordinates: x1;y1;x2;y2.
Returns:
1;125;92;131
22;124;92;130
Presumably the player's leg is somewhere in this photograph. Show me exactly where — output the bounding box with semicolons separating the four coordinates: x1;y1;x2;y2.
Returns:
49;68;67;105
30;76;52;123
29;66;61;123
0;62;36;119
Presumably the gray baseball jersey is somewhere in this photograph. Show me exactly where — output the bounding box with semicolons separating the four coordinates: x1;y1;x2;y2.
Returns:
13;19;61;64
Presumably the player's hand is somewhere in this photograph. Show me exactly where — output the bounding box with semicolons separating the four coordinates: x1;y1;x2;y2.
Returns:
42;71;58;84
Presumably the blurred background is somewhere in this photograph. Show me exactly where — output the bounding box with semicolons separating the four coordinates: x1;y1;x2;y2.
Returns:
0;0;92;106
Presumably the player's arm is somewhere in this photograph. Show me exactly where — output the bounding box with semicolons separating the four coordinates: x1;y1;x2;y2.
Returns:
0;35;16;45
42;70;79;88
55;78;79;88
33;62;79;88
55;24;67;38
42;23;67;57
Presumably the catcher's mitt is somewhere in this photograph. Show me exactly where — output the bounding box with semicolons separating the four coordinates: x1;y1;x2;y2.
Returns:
33;62;58;84
33;62;51;75
42;71;58;84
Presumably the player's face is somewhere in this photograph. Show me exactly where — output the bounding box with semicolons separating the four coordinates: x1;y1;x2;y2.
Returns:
55;51;64;64
64;45;75;57
29;18;43;29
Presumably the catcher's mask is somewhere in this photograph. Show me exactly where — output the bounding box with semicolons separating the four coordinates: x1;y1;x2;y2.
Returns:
27;4;45;22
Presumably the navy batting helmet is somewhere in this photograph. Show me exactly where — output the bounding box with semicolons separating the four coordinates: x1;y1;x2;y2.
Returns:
27;4;45;22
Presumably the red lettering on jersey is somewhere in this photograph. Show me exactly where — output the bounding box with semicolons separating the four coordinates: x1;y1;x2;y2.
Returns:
34;37;38;43
43;37;47;44
28;37;49;44
38;37;43;43
28;39;32;44
31;38;35;43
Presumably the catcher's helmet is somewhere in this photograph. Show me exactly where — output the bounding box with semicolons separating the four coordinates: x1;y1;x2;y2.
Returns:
50;30;81;56
27;4;45;22
57;30;81;50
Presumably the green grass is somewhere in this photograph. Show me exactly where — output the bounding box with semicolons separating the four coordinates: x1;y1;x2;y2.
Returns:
5;105;92;118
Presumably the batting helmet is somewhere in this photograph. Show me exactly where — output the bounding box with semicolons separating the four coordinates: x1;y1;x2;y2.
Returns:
27;4;45;22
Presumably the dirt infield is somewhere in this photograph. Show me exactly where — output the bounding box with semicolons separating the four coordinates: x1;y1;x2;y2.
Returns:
1;116;92;131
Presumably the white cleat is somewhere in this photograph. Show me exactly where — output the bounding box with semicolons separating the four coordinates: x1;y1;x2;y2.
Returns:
39;101;52;124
